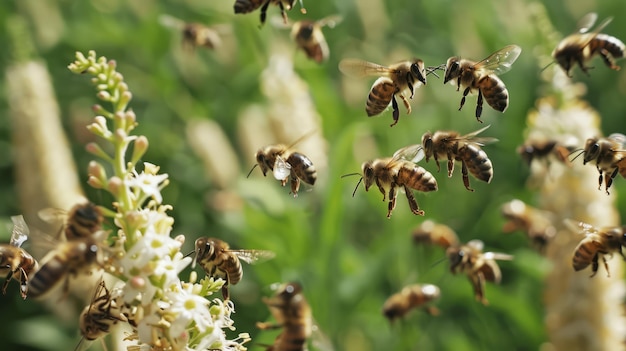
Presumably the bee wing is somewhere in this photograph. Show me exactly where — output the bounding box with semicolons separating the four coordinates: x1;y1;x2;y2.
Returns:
607;133;626;149
576;13;613;34
311;322;335;351
563;218;599;236
474;45;522;76
483;252;514;261
392;144;425;163
38;207;67;225
273;155;292;181
232;249;276;264
457;125;499;146
9;215;29;247
466;239;484;252
317;15;343;29
339;59;393;78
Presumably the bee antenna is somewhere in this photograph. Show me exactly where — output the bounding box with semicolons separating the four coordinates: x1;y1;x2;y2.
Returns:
298;0;306;13
541;60;556;72
246;164;259;178
568;148;585;162
430;254;448;268
352;177;363;197
340;172;361;178
425;67;440;79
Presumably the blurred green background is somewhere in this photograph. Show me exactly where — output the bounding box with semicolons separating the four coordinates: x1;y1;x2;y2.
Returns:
1;0;626;350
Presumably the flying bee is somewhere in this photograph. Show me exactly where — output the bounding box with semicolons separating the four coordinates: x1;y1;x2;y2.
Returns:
412;220;460;249
0;215;39;299
159;15;223;50
382;283;440;322
339;58;428;126
38;201;104;242
566;219;626;277
517;140;575;167
347;144;438;218
421;125;497;191
447;239;513;305
289;16;341;63
501;199;557;253
234;0;306;27
248;134;317;197
257;282;333;351
579;133;626;195
443;45;521;122
552;12;625;77
74;280;127;351
191;237;275;300
27;237;103;299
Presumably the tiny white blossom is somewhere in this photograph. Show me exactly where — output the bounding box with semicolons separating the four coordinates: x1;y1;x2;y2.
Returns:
128;168;169;204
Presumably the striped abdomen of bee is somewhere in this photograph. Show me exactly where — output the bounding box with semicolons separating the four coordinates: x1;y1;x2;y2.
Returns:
27;240;100;299
65;202;103;241
395;163;438;192
233;0;265;14
286;152;317;186
194;237;242;300
587;34;625;70
457;143;494;185
0;245;39;299
80;281;126;341
476;74;508;113
366;77;395;117
572;240;607;274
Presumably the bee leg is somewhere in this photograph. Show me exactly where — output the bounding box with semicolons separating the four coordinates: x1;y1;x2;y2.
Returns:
256;321;283;330
406;77;415;98
376;179;387;201
290;174;301;198
433;154;441;172
596;169;604;191
221;279;230;300
602;255;611;277
598;48;620;70
605;168;619;195
590;254;599;278
403;186;424;216
18;267;28;299
446;153;455;178
1;270;12;295
258;0;271;27
459;87;471;111
399;94;411;115
456;76;461;92
387;186;397;218
461;161;474;192
471;273;488;305
475;89;484;122
390;95;400;127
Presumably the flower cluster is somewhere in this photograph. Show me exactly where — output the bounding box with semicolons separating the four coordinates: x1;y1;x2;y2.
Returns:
68;50;250;351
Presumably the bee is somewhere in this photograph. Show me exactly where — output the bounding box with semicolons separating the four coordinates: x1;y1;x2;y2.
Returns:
517;140;575;167
257;282;316;351
38;201;104;241
382;283;440;322
159;15;223;50
339;58;427;126
421;125;497;191
27;238;102;299
501;199;557;253
74;280;127;351
566;220;626;277
192;237;275;300
289;16;341;63
443;45;521;122
580;133;626;195
447;239;513;305
234;0;306;27
349;144;438;218
0;215;39;299
412;220;460;249
552;12;624;77
249;135;317;197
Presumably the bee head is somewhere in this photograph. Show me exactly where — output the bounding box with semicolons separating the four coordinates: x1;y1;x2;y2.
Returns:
410;59;427;85
421;132;434;160
361;161;375;191
582;137;601;164
443;57;461;84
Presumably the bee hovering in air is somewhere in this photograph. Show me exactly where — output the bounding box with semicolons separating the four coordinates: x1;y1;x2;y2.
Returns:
517;139;575;167
0;215;39;299
159;15;223;50
578;133;626;195
257;282;333;351
421;125;497;191
234;0;306;27
552;12;624;77
382;283;440;322
74;280;127;351
339;58;428;126
347;144;438;218
501;199;557;253
443;45;521;122
38;201;104;242
248;133;317;197
412;220;460;250
566;219;626;277
191;237;275;300
447;239;513;305
286;15;342;63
